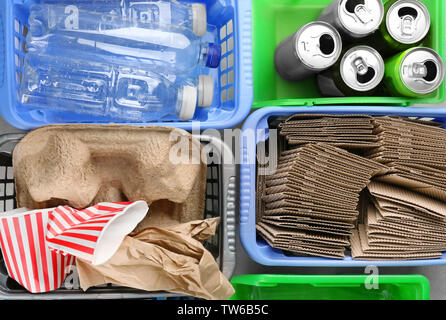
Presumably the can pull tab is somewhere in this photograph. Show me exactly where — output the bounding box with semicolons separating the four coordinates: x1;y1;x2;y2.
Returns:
354;5;373;24
401;15;415;36
409;62;428;78
352;57;369;75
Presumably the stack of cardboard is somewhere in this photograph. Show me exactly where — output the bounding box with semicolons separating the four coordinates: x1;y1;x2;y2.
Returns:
279;114;380;149
366;117;446;202
351;181;446;260
257;114;446;260
256;143;388;259
352;116;446;259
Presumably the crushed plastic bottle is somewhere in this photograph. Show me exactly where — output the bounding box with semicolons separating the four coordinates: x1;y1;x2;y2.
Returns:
27;3;221;75
20;50;214;121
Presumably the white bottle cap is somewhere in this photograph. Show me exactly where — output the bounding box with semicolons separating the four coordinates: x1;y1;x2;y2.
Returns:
198;75;214;107
192;3;207;37
179;85;198;120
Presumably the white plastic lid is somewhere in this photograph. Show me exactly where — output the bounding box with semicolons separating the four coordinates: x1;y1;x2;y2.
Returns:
192;3;207;37
198;75;214;107
179;85;198;120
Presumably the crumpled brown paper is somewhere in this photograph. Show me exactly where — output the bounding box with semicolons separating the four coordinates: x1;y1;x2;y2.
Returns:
76;218;235;300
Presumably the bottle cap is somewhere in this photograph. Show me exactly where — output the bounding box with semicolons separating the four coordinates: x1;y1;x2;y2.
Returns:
198;75;214;107
192;3;207;37
205;43;222;69
179;85;198;120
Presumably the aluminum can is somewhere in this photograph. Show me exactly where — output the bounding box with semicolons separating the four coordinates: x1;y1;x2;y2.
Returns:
274;21;343;81
370;0;431;56
384;47;445;97
317;45;385;96
318;0;384;41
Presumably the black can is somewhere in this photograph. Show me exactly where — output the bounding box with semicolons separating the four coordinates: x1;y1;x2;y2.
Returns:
317;45;385;96
274;21;343;82
318;0;384;42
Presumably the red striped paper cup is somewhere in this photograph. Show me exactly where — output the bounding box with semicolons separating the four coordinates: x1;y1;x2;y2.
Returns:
46;201;148;265
0;208;75;293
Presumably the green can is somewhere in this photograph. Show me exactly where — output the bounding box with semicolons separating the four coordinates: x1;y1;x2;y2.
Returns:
384;47;445;97
370;0;431;57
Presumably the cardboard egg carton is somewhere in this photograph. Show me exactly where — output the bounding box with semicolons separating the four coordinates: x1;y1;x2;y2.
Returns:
13;125;207;226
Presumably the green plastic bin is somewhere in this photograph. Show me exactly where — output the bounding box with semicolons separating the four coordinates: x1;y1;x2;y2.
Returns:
230;275;430;300
252;0;446;107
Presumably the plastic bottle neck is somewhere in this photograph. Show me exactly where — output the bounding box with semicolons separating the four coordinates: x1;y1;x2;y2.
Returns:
199;43;222;69
29;16;48;38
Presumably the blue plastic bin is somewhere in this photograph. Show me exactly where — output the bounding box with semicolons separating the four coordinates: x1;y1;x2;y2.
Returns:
0;0;253;130
240;106;446;267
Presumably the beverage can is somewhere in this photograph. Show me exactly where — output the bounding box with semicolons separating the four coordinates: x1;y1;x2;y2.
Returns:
274;21;343;81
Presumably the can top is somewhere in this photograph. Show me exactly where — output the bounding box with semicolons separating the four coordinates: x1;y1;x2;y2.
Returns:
295;21;343;70
338;0;384;37
400;47;445;95
340;45;384;92
386;0;431;45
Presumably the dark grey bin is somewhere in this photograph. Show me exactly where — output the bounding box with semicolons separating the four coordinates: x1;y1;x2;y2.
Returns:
0;133;236;299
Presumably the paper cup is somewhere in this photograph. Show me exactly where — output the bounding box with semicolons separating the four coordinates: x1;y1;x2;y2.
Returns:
0;208;75;293
46;201;149;265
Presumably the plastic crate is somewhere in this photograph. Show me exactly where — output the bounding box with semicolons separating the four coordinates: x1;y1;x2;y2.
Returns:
251;0;446;108
229;274;430;300
240;106;446;267
0;0;253;130
0;133;236;299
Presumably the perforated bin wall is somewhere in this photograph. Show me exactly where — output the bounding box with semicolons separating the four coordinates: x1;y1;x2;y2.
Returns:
0;134;236;299
0;0;253;130
240;106;446;267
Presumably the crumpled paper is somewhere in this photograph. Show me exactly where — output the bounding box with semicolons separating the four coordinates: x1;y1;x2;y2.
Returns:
76;217;235;300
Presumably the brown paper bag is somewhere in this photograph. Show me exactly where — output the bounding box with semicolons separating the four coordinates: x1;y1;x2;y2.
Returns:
76;218;235;300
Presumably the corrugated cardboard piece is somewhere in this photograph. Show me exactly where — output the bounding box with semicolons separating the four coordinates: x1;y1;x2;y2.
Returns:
350;227;443;260
369;114;446;258
350;182;446;260
367;117;446;168
257;142;388;258
13;125;207;225
279;114;380;149
258;114;446;261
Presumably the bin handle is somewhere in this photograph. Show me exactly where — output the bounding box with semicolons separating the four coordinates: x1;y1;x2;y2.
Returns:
195;134;236;280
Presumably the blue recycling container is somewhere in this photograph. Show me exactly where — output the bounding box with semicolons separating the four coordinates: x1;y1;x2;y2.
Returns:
240;106;446;267
0;0;253;130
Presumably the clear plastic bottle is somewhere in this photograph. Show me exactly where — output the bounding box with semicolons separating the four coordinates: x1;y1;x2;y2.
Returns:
122;0;208;37
20;49;214;121
27;3;221;75
37;0;209;36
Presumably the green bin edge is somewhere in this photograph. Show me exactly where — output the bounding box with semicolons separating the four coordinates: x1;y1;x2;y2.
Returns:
229;274;430;300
